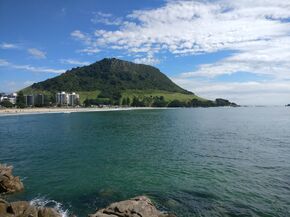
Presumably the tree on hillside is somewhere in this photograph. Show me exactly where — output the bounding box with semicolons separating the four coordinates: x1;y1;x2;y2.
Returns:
121;98;127;106
126;97;131;106
167;100;187;107
152;96;167;107
16;91;26;108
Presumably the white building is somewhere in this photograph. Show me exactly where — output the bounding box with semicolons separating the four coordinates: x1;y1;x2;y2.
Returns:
56;92;79;106
0;93;17;104
56;92;68;106
68;92;79;106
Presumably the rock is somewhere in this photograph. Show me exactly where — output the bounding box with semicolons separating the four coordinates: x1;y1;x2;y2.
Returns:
0;163;24;194
0;199;62;217
8;201;30;215
88;196;176;217
38;207;62;217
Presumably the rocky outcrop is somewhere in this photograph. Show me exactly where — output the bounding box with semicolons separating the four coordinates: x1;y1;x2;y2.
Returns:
0;199;62;217
88;196;176;217
0;163;24;194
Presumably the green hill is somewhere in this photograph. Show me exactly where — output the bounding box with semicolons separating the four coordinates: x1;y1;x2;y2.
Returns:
30;58;190;93
21;58;237;107
23;58;206;105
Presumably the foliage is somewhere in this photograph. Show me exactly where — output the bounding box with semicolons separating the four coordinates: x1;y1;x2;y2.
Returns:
151;96;167;107
121;97;131;106
215;98;238;107
0;100;13;108
16;91;26;108
131;96;146;107
167;100;187;107
84;98;111;107
98;88;122;105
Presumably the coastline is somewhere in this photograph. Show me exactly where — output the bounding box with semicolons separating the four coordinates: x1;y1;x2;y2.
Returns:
0;107;167;116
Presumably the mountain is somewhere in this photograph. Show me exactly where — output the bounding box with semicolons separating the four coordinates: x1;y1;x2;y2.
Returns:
23;58;204;104
22;58;237;107
30;58;190;94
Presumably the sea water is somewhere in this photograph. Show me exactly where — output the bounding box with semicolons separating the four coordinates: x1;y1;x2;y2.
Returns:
0;107;290;216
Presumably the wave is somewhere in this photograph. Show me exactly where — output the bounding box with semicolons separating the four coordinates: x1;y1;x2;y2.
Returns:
29;196;70;217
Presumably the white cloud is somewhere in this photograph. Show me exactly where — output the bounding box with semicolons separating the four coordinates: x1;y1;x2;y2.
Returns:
172;78;290;105
71;0;290;67
71;30;101;54
134;53;160;65
28;48;46;59
78;48;100;55
71;30;93;46
0;59;9;66
84;1;290;54
91;12;123;25
181;36;290;79
0;42;19;49
0;59;65;74
60;59;90;65
13;65;64;74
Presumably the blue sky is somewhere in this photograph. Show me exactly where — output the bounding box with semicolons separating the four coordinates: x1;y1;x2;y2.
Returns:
1;0;290;105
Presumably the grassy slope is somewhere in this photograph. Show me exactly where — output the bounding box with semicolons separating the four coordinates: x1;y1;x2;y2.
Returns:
121;89;206;102
78;90;101;104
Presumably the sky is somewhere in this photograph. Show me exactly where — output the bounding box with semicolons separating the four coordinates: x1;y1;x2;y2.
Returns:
1;0;290;105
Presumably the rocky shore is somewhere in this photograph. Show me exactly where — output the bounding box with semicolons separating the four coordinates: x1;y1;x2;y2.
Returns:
0;163;176;217
0;164;24;194
0;199;63;217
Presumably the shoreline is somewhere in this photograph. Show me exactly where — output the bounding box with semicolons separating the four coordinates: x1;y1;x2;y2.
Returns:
0;107;168;116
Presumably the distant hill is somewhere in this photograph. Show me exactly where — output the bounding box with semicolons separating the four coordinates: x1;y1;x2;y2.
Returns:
22;58;236;107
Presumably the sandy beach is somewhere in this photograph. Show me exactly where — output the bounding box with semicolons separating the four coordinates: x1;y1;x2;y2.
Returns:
0;107;161;116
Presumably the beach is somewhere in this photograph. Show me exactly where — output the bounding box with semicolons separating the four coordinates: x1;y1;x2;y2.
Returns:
0;107;161;116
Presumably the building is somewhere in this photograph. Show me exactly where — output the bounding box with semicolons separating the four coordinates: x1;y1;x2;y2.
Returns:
0;93;17;104
56;92;68;106
56;92;79;106
24;94;45;107
34;94;44;106
68;92;79;106
25;95;34;106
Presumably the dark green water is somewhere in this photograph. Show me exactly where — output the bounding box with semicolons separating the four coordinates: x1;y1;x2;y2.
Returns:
0;108;290;217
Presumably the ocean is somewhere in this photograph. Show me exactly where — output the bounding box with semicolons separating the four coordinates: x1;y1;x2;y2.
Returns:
0;107;290;216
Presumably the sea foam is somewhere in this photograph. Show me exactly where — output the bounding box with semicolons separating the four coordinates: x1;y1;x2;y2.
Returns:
30;196;70;217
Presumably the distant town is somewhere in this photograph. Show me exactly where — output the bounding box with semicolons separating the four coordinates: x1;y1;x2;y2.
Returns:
0;92;80;108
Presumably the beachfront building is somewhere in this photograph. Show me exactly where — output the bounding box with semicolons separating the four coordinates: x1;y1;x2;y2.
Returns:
25;95;34;106
68;92;79;106
0;93;17;104
24;94;45;107
56;92;79;106
34;94;44;106
56;92;68;106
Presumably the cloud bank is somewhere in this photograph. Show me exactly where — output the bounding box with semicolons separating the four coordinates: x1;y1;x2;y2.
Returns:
0;59;65;74
70;0;290;104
